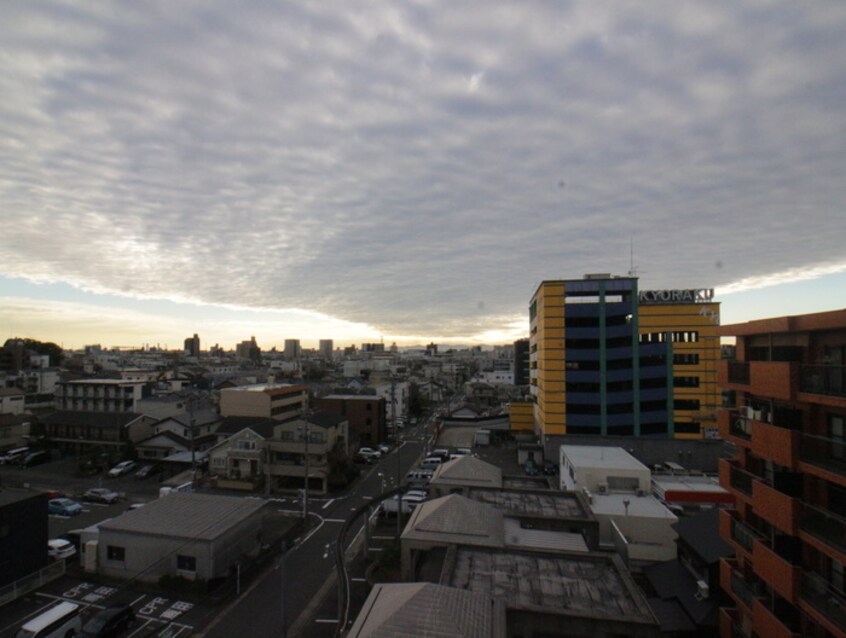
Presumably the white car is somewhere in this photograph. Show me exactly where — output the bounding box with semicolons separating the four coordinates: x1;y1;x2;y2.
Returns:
357;447;382;462
48;538;77;560
107;460;136;477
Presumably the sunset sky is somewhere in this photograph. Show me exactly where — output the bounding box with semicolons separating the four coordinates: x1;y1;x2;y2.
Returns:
2;2;845;349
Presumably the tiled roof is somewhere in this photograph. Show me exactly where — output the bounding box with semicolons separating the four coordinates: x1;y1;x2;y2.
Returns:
431;456;502;487
403;494;503;547
347;582;506;638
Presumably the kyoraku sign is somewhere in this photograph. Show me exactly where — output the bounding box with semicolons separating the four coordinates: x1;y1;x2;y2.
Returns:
639;289;715;304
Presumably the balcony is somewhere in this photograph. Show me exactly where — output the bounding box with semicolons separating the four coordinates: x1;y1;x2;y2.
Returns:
751;599;801;638
750;421;800;469
720;360;798;401
752;475;802;535
801;571;846;634
800;502;846;558
729;513;765;558
800;364;846;399
800;433;846;480
719;409;752;448
752;538;801;602
729;462;755;498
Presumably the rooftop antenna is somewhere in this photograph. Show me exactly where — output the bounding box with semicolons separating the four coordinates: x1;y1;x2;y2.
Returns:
628;237;638;277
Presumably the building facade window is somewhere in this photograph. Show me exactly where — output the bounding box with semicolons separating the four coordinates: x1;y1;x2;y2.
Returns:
177;555;197;572
107;546;125;562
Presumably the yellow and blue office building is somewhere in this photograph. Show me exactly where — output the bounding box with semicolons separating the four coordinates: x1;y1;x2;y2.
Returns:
529;274;720;441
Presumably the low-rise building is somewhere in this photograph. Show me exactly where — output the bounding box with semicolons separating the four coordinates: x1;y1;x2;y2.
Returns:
315;394;385;445
56;379;150;413
91;493;266;583
265;411;349;495
0;387;26;415
219;383;307;421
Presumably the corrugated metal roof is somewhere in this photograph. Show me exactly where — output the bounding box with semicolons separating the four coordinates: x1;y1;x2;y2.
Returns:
431;456;502;487
99;493;265;541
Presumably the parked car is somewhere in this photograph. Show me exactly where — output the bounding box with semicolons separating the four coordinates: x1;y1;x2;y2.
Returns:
134;463;159;479
107;460;136;477
377;443;391;455
356;447;382;463
543;460;558;476
0;446;29;464
524;460;541;477
81;604;136;638
83;488;120;504
20;450;51;468
48;538;77;560
48;498;83;516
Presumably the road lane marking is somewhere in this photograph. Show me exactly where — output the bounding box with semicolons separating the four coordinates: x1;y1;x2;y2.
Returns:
322;498;335;509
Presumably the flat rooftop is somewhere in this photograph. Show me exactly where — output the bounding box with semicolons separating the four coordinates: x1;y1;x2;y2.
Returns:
561;445;649;471
467;488;588;519
446;547;654;623
589;493;677;520
222;383;302;393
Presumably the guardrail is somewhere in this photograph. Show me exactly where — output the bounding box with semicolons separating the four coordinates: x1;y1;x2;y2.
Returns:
0;560;66;606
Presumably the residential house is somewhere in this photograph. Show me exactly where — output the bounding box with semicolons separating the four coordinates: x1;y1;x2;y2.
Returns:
265;411;349;495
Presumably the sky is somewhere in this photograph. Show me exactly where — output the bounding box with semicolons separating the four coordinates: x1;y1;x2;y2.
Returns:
1;1;846;350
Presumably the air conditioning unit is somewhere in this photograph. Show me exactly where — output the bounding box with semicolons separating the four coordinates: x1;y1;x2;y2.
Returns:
597;483;608;494
695;579;710;600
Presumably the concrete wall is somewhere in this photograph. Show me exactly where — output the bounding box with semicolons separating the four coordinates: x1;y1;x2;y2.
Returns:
97;513;263;583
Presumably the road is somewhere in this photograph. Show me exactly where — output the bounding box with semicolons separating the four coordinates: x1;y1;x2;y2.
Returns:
0;418;432;638
202;427;427;638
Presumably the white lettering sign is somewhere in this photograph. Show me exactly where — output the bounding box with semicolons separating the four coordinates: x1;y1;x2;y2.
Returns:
639;289;714;304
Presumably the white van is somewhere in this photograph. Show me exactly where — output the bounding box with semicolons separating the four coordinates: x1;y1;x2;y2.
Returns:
16;601;81;638
0;447;29;465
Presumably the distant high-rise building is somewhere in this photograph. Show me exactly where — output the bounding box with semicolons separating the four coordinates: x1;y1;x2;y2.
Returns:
529;274;720;441
183;333;200;357
426;343;438;356
236;337;261;362
361;343;385;353
513;338;530;386
718;308;846;638
319;339;334;360
284;339;302;360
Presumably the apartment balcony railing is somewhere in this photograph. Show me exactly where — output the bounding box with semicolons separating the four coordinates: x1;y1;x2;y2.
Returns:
731;516;765;553
730;569;758;610
800;433;846;476
800;502;846;557
730;464;755;496
721;360;798;401
752;537;801;603
753;473;802;535
731;412;752;439
800;365;846;399
801;571;846;631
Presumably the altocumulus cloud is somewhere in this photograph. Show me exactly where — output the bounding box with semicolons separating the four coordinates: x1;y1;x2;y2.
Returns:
1;1;846;339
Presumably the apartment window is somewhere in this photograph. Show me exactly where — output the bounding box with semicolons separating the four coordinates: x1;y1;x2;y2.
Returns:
674;353;700;366
674;376;700;388
237;440;256;451
830;414;845;461
675;399;701;411
107;546;125;562
366;403;372;411
177;555;197;572
675;421;701;434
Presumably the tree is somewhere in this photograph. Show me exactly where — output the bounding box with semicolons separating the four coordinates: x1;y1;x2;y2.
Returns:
4;338;65;366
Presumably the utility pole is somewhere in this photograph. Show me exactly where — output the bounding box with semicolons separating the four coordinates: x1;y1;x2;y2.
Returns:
188;392;197;488
303;413;310;521
392;377;402;537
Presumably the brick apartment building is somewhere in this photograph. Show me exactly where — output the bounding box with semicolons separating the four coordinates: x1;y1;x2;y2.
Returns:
718;309;846;638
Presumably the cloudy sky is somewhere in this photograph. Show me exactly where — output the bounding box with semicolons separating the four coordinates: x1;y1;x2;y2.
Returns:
2;1;846;349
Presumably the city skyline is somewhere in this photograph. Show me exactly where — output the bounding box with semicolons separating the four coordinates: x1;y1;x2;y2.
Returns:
2;3;846;348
